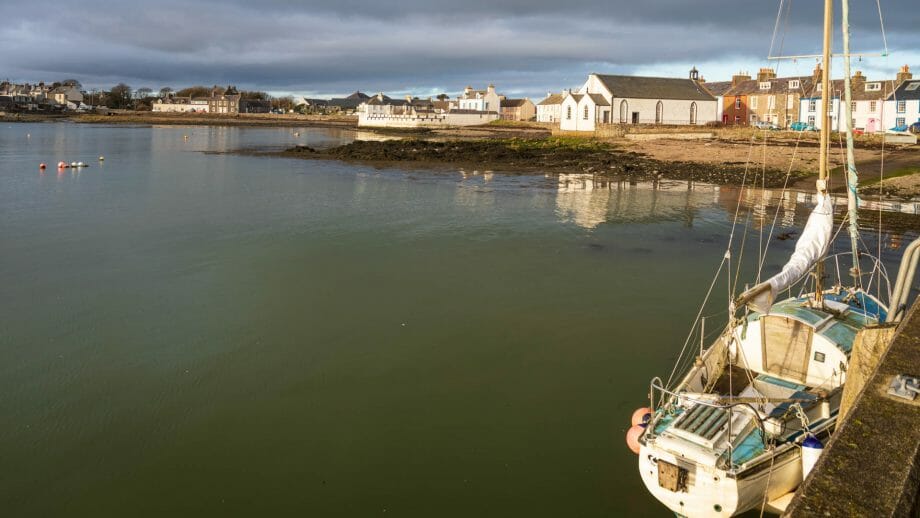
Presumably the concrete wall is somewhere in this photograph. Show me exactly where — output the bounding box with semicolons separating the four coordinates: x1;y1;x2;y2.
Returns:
358;111;498;128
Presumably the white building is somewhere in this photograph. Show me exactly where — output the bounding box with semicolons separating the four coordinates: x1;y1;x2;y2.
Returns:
152;97;209;113
883;77;920;131
358;93;498;128
536;92;563;123
798;73;899;133
458;84;501;113
560;70;718;132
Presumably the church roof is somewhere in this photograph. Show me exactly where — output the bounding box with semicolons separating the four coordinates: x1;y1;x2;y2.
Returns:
594;74;715;101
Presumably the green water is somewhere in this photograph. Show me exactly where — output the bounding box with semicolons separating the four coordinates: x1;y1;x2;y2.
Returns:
0;123;913;516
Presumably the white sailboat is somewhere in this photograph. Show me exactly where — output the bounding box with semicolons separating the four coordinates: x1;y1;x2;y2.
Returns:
630;1;920;516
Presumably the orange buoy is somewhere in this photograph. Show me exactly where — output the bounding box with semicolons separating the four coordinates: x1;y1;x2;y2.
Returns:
631;407;652;427
626;425;644;454
39;163;46;170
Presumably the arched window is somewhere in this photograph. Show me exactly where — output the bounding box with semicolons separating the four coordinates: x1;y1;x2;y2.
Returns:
583;105;589;120
619;100;628;123
690;102;698;125
655;101;663;124
566;106;572;120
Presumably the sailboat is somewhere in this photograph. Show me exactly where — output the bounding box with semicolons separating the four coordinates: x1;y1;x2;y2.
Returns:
630;1;920;516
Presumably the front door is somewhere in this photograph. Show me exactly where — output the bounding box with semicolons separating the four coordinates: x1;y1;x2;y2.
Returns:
602;111;609;124
631;112;639;124
867;118;878;133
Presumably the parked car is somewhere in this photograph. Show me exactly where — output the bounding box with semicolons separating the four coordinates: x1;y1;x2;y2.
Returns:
790;121;818;132
753;121;780;130
909;122;920;134
890;124;909;132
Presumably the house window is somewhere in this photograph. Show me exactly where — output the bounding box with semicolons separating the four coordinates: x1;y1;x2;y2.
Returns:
870;101;877;111
655;100;663;124
566;106;572;120
734;98;741;110
907;82;920;91
896;117;906;127
759;81;771;90
787;96;794;109
789;79;800;90
751;96;758;109
850;101;857;112
897;100;907;113
734;115;741;123
583;105;589;120
768;95;775;109
808;115;816;125
865;82;881;91
690;102;697;124
808;100;817;112
816;83;822;92
619;100;628;123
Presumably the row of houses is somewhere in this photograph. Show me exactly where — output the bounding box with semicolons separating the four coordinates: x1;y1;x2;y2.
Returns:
0;81;84;111
152;86;273;114
535;64;917;133
353;84;537;128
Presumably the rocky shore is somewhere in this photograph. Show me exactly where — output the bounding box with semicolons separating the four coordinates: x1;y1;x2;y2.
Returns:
282;137;805;187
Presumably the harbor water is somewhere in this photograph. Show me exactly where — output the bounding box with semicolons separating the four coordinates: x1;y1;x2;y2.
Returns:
0;123;915;516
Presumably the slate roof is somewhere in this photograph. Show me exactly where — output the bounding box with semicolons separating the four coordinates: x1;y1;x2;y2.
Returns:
726;76;816;97
702;81;733;97
886;79;920;101
537;93;563;106
501;98;531;108
587;93;610;106
594;74;715;101
804;79;899;101
449;109;498;115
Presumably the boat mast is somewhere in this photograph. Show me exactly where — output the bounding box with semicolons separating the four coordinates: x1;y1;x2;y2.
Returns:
841;0;861;285
815;0;833;305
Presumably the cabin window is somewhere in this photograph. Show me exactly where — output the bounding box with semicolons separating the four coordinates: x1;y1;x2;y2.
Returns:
897;100;906;113
566;106;572;120
689;102;697;125
619;100;628;123
655;101;663;124
761;315;814;384
583;105;589;120
814;351;826;363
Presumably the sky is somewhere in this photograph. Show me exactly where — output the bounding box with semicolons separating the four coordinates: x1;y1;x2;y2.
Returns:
1;0;918;100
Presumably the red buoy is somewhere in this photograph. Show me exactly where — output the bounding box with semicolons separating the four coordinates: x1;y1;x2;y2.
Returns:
58;161;66;169
626;425;644;454
631;407;652;427
39;163;47;170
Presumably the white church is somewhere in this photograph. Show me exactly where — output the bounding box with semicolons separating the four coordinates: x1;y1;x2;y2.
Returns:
560;69;718;132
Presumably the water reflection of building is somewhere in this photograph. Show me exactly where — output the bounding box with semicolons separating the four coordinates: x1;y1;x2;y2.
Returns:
555;174;720;229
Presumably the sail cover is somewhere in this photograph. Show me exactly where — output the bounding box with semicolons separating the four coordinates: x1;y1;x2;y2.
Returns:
743;193;835;313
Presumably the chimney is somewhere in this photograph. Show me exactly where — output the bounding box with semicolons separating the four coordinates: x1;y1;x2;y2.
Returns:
897;64;913;84
812;63;823;83
851;70;866;88
756;67;776;82
689;66;699;81
731;72;751;87
487;84;495;94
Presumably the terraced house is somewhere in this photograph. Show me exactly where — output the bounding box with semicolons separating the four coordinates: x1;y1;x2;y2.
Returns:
721;67;816;128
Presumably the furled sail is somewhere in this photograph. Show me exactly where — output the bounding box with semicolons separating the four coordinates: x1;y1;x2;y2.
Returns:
738;193;834;313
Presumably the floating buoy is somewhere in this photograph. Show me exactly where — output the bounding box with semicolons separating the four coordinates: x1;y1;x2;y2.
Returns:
70;162;78;167
801;435;824;478
626;424;645;454
77;162;85;167
39;163;46;170
58;161;66;169
631;407;652;427
98;156;105;161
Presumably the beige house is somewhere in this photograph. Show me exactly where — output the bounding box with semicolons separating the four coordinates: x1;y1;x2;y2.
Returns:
208;85;240;114
536;93;564;123
500;98;535;121
724;67;817;128
458;84;501;113
51;85;83;105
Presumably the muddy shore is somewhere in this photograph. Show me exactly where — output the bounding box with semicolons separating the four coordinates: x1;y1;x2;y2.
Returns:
281;138;806;188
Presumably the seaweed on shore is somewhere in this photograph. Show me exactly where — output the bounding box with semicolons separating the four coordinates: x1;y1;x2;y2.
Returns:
283;138;806;188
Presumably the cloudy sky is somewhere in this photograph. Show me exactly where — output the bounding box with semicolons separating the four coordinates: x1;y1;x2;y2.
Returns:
1;0;918;99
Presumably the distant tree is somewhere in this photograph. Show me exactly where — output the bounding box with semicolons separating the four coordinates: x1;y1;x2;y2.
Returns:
61;79;82;89
158;87;173;98
108;83;133;109
240;90;270;100
135;87;153;99
176;85;211;98
436;93;449;101
271;96;295;112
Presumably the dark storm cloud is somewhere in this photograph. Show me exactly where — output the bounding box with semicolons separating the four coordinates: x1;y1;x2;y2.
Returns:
1;0;917;97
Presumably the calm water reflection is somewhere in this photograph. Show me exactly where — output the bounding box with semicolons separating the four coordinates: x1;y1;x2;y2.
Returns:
0;124;915;516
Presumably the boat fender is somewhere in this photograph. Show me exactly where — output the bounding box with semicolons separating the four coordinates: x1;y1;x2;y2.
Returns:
626;425;644;454
58;161;67;169
631;407;652;427
39;163;46;170
801;434;824;478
